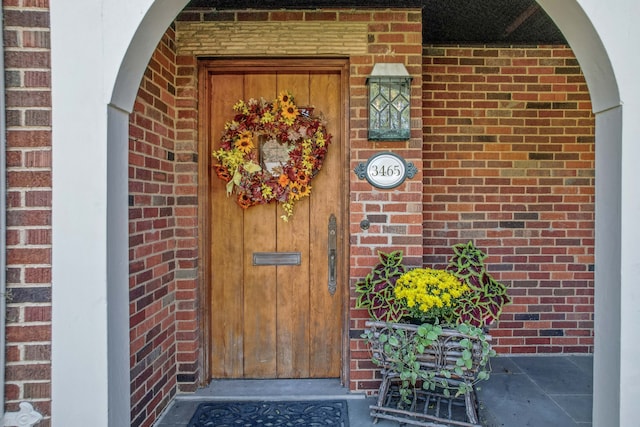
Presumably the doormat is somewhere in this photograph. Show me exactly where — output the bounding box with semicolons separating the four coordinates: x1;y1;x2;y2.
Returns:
187;400;349;427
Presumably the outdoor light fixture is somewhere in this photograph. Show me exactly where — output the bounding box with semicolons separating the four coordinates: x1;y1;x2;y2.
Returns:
366;63;412;141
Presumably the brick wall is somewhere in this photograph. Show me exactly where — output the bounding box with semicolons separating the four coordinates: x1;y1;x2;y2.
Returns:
345;12;424;394
128;26;179;427
173;54;200;393
175;7;424;396
3;1;52;424
422;45;595;354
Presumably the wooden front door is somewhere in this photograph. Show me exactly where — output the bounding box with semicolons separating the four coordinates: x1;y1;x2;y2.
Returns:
202;60;346;379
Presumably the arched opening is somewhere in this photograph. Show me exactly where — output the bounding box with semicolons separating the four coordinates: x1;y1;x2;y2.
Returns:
51;1;622;426
535;3;621;425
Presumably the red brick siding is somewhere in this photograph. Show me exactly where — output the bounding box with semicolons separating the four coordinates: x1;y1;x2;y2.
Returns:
345;10;424;395
3;1;52;423
173;53;200;393
422;45;595;355
128;27;178;427
175;8;424;396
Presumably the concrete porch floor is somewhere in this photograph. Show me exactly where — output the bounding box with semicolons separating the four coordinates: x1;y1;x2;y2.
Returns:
155;355;593;427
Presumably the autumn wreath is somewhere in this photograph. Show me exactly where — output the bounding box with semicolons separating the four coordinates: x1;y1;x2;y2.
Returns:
212;91;332;221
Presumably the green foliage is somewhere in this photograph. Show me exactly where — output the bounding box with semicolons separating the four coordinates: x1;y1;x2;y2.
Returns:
363;322;495;404
446;241;511;327
356;242;511;327
355;251;408;322
357;242;510;410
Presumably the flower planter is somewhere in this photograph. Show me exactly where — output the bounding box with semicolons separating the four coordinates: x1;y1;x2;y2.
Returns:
356;244;508;426
365;320;492;427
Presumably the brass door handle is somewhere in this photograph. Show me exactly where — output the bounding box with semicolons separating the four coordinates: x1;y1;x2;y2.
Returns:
328;214;337;295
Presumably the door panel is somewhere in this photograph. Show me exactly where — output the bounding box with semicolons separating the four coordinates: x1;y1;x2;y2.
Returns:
209;73;245;378
241;73;279;378
309;73;343;376
274;73;312;378
206;62;344;379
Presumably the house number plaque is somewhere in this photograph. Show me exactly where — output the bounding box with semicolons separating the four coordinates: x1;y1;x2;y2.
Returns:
354;152;417;189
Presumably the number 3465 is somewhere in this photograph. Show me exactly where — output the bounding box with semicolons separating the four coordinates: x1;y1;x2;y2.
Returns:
370;164;401;177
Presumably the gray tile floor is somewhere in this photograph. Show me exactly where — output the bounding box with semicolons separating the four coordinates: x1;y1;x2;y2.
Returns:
478;355;592;427
155;355;592;427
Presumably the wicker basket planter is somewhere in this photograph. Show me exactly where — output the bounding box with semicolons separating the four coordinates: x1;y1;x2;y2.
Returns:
365;320;492;427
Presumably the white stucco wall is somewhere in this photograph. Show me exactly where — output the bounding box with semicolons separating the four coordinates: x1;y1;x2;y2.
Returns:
581;4;640;426
50;1;188;425
50;1;111;425
538;1;640;425
49;0;639;425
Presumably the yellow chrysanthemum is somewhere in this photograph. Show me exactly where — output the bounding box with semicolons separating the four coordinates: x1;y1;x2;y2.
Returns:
261;184;274;199
280;201;294;222
213;148;245;171
302;157;314;171
224;120;239;130
260;111;275;124
314;131;326;147
394;268;470;322
233;100;250;115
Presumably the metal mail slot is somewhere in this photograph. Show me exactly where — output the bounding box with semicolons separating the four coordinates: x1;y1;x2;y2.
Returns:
252;252;301;266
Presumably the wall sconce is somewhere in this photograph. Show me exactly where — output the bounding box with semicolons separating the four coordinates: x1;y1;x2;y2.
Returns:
366;63;412;141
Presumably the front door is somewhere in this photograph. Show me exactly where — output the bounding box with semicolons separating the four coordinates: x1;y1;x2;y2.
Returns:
202;59;346;379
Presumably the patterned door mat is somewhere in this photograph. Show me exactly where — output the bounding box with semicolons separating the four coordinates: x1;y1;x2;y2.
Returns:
187;400;349;426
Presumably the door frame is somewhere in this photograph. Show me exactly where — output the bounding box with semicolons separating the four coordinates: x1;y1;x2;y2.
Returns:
197;57;351;383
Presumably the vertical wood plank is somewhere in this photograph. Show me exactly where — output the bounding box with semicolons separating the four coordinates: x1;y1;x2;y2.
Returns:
242;74;279;377
275;74;311;377
309;72;343;377
210;73;246;377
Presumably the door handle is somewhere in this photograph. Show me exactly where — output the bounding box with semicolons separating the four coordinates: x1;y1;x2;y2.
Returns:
328;214;337;295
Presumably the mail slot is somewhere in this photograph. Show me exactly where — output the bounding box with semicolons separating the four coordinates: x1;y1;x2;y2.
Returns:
252;252;301;266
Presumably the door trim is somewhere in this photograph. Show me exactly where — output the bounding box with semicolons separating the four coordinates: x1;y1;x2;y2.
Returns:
197;58;350;384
